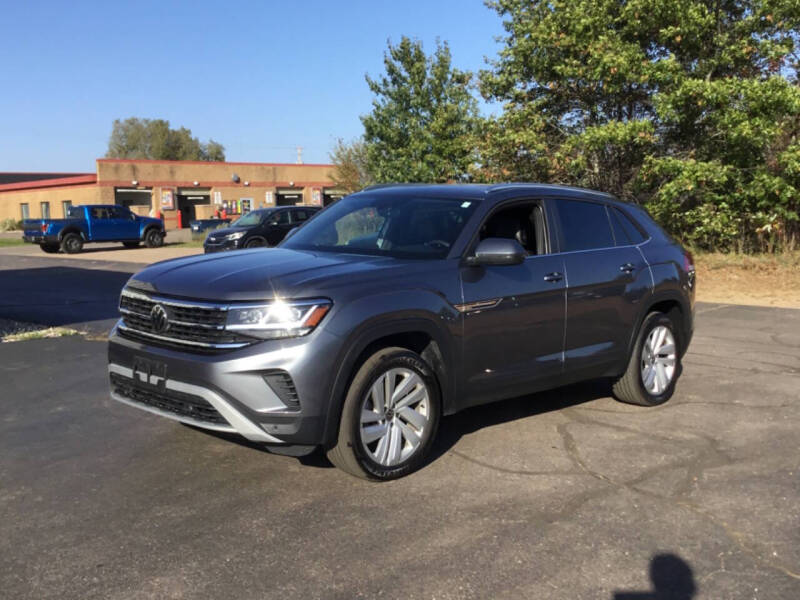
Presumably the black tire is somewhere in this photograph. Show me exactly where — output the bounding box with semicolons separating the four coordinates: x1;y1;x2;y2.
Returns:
123;241;140;249
39;243;60;254
60;233;83;254
143;228;164;248
327;347;441;481
612;311;681;406
244;237;267;248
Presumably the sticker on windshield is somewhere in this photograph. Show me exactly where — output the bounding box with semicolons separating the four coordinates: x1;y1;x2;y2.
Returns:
461;201;471;208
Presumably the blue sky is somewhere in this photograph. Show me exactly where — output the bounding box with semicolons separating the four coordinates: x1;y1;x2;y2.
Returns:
0;0;505;172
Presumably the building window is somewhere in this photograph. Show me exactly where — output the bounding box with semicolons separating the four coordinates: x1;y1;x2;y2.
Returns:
62;200;72;217
41;202;51;219
20;203;30;220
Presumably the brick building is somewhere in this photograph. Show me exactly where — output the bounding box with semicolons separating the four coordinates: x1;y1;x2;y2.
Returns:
0;159;342;229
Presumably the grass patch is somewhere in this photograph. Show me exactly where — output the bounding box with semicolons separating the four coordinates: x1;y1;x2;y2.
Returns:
693;251;800;308
2;326;80;343
0;238;25;247
694;250;800;271
169;240;205;248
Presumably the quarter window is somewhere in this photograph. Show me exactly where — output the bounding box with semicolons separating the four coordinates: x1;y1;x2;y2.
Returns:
293;209;309;222
555;200;614;252
610;207;646;244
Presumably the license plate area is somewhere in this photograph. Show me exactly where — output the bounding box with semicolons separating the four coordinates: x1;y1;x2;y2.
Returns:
132;357;168;392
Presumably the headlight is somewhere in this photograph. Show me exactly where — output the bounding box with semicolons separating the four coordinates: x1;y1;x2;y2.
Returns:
226;231;246;241
225;299;331;339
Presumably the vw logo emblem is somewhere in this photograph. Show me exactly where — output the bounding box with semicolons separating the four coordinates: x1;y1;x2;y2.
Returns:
150;304;170;333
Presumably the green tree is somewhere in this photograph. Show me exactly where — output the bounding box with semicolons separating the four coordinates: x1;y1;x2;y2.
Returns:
106;118;226;162
480;0;800;252
362;37;480;183
329;138;373;193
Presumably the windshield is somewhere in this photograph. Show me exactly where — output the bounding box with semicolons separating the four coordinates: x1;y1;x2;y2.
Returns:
231;210;269;228
282;193;479;259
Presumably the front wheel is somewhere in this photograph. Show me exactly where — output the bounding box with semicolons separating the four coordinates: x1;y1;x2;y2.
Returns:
612;311;681;406
143;229;164;248
244;237;267;248
327;347;441;480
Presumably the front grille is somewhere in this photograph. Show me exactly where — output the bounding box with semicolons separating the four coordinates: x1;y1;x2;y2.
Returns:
119;289;253;352
110;372;228;425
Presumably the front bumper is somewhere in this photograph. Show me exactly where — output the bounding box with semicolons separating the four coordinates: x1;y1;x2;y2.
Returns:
203;238;241;253
107;320;343;447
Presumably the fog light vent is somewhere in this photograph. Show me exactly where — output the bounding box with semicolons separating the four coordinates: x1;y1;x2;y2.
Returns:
263;371;300;410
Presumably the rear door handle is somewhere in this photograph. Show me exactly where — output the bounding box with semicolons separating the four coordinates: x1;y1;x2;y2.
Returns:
619;263;635;273
543;272;563;282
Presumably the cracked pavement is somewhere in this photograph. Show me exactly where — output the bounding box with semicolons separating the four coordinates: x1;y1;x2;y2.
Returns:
0;255;798;599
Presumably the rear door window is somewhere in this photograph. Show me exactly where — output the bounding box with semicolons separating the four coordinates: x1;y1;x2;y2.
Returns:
554;200;615;252
272;210;291;225
292;209;310;222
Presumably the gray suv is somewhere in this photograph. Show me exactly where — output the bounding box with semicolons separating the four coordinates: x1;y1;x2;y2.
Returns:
108;184;695;480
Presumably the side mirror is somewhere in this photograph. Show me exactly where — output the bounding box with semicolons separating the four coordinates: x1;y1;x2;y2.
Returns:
466;238;526;266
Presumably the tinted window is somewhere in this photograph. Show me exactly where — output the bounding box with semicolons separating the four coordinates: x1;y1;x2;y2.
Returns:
610;207;645;244
272;210;291;225
555;200;614;252
293;209;310;222
91;207;112;219
109;206;130;219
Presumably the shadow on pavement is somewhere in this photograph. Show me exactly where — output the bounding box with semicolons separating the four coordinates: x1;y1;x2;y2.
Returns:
428;377;613;462
0;265;131;326
614;553;696;599
185;378;615;471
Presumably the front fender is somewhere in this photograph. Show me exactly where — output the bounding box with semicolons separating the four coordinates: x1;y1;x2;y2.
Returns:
320;290;460;448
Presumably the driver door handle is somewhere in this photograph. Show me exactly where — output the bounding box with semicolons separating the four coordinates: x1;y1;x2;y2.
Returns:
543;272;563;282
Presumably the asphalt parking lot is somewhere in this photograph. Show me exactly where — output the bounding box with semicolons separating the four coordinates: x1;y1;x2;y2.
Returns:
1;253;798;599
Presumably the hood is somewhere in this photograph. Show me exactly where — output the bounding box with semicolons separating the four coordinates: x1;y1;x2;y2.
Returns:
127;248;424;301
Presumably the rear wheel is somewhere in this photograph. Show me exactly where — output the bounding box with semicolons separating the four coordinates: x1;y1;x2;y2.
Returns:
39;243;60;254
327;347;440;480
123;241;140;249
60;233;83;254
612;312;680;406
144;229;164;248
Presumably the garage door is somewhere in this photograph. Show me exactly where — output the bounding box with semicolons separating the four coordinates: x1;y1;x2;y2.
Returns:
276;188;303;206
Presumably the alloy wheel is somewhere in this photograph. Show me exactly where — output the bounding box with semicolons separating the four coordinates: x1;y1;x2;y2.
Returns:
359;367;431;467
640;325;676;395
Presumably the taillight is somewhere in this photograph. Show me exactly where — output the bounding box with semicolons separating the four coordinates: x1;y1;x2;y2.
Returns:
41;224;48;233
683;251;694;273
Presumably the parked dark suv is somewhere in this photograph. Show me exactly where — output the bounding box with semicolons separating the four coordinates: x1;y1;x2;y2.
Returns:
203;206;320;253
108;184;695;480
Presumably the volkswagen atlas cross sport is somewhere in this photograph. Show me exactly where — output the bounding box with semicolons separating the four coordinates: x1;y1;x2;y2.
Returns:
108;184;695;480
